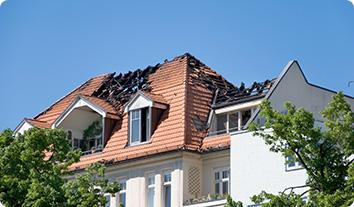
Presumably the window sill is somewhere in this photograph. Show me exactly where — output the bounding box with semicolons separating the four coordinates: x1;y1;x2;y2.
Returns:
285;165;304;172
128;141;151;147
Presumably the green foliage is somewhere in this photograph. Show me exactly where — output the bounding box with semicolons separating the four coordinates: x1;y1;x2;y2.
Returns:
251;191;306;207
247;92;354;207
225;195;243;207
82;121;102;151
64;163;119;207
0;128;119;207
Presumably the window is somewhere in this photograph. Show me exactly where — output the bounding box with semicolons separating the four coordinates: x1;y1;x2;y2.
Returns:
129;108;150;145
163;172;172;207
241;110;251;128
147;174;155;207
214;168;229;195
119;180;126;207
104;194;111;207
286;155;302;171
73;138;80;149
209;108;256;136
67;130;72;146
228;112;239;132
216;114;227;134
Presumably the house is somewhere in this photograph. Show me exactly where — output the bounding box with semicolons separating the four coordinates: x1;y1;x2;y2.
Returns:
14;53;353;207
228;61;354;206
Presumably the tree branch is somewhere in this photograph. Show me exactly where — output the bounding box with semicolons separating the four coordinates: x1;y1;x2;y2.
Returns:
282;185;309;194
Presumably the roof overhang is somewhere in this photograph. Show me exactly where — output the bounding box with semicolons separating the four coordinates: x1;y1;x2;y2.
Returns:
52;95;116;128
13;119;34;136
214;99;263;114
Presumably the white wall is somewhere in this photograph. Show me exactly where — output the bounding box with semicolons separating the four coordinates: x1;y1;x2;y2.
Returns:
15;121;33;136
230;61;353;205
230;131;308;205
266;62;354;121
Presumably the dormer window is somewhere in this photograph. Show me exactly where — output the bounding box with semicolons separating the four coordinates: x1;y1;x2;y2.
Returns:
125;91;168;146
52;95;119;155
130;108;150;144
209;108;256;136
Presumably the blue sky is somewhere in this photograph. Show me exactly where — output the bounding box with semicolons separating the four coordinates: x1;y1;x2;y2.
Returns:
0;0;353;130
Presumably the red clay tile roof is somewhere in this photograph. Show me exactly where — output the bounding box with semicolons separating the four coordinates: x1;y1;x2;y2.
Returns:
24;118;51;129
24;54;254;170
34;73;112;124
140;91;168;105
200;134;231;152
80;95;119;119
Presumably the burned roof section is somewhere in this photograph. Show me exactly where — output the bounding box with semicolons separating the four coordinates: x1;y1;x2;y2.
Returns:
92;64;160;109
212;79;276;108
93;53;275;113
184;53;275;109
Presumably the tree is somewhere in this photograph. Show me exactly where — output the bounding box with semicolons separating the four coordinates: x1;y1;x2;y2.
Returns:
226;92;353;207
0;128;119;207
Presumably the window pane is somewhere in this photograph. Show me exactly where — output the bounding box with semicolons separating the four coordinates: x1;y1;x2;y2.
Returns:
222;181;229;194
215;183;220;195
119;193;126;206
148;176;155;185
164;185;171;207
287;156;296;167
229;113;239;132
73;138;79;149
164;173;171;182
104;195;111;207
147;187;155;207
215;172;220;180
131;119;140;143
120;181;126;190
222;170;229;179
216;114;227;133
241;110;251;127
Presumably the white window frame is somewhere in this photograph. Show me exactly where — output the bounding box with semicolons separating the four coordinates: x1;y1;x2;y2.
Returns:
163;171;172;207
103;193;112;207
130;109;141;145
146;174;155;207
214;167;230;195
118;179;127;207
129;107;151;145
210;107;256;136
285;155;302;171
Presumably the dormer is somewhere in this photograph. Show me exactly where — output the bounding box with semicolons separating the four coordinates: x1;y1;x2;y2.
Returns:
208;99;261;136
52;95;119;154
124;91;168;146
13;118;51;137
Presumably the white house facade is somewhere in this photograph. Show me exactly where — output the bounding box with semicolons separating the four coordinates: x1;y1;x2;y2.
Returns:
229;61;354;206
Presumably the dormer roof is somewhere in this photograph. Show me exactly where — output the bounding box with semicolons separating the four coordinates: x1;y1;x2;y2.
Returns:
52;94;119;128
124;91;168;112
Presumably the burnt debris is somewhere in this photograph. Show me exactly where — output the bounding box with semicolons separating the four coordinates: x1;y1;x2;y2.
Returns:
213;79;275;108
185;53;275;109
93;64;160;109
94;53;275;112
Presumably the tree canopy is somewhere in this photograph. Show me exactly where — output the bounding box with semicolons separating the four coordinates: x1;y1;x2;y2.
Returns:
0;128;119;207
